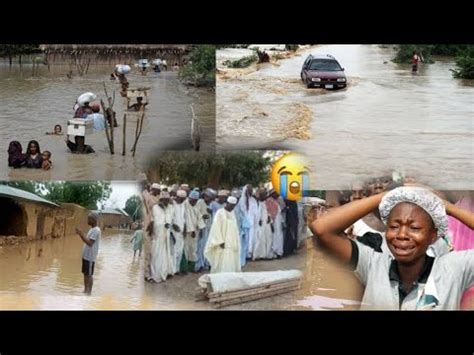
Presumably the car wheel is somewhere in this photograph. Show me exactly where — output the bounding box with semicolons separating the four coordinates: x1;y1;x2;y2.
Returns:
306;81;312;89
301;72;304;82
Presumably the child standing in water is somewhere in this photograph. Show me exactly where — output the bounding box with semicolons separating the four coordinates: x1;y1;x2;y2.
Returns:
41;151;52;170
46;125;63;135
130;224;144;258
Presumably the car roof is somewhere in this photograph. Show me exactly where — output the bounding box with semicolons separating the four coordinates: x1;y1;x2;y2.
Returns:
307;54;337;60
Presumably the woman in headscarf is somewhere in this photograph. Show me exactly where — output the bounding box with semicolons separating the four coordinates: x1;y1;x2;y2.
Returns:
309;186;473;310
24;140;43;169
7;141;26;168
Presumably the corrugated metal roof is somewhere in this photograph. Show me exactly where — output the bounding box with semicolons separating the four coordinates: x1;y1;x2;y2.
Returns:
0;185;59;207
93;208;127;216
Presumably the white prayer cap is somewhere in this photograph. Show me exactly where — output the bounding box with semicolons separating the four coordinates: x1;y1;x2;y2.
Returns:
379;186;447;240
160;184;168;190
227;196;238;205
177;190;187;198
151;183;160;190
218;189;229;197
180;184;190;189
159;191;170;199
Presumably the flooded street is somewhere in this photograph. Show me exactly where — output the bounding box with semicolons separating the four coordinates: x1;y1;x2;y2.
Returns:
0;230;152;310
0;64;215;181
217;45;474;190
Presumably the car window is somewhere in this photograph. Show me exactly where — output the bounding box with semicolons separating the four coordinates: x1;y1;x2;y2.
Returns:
309;59;342;71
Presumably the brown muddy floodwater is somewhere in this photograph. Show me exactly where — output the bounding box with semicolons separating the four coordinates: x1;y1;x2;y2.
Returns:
0;230;154;310
0;64;215;181
217;45;474;190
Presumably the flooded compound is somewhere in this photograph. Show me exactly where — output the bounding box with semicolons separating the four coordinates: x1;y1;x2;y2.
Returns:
144;247;307;310
1;64;215;181
143;238;363;310
216;45;474;190
0;230;151;310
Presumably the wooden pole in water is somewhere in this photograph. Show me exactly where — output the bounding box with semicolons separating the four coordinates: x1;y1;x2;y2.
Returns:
122;114;127;156
101;99;114;154
131;111;145;157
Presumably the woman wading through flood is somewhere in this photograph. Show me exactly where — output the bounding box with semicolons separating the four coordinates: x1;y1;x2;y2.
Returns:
309;186;473;310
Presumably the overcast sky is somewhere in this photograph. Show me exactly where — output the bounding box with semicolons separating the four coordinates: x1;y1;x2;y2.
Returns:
99;181;140;209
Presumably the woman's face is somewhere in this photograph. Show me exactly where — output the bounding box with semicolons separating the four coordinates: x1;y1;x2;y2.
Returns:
29;143;38;155
385;202;437;264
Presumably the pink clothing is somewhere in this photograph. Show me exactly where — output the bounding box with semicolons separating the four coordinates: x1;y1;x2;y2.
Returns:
448;196;474;310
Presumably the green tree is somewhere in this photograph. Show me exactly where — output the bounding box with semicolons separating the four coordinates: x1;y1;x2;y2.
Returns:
42;181;112;210
451;47;474;79
179;45;215;87
124;195;143;221
0;44;41;65
392;44;434;64
146;151;272;189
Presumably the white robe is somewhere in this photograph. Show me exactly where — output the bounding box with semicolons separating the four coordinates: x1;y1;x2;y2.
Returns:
204;208;241;273
271;203;284;257
150;204;174;282
253;201;274;260
172;201;186;273
238;186;259;258
184;199;205;262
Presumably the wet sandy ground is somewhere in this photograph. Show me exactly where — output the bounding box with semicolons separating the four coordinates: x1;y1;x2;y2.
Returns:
0;65;215;181
0;230;149;310
144;238;364;310
216;45;474;190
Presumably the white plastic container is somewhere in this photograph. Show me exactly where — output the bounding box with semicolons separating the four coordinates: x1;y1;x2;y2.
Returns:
115;64;131;74
77;92;97;106
67;118;94;136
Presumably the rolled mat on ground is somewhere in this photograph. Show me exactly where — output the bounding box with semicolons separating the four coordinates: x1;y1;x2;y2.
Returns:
198;270;302;308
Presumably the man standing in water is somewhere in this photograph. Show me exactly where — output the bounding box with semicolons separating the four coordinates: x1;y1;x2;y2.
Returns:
75;212;101;296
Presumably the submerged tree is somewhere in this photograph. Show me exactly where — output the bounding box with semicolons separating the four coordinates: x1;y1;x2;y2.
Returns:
179;45;215;87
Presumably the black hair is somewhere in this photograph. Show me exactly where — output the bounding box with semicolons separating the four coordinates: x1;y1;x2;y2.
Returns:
26;140;41;155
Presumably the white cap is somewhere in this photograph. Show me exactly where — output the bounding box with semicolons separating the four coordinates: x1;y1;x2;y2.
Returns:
218;189;229;197
177;190;187;198
160;184;168;190
227;196;238;205
151;183;160;190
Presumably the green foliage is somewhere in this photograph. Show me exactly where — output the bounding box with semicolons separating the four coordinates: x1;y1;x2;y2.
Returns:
146;151;272;189
431;45;471;56
392;45;434;64
451;48;474;79
124;195;143;221
42;181;112;210
179;45;215;87
223;54;258;68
